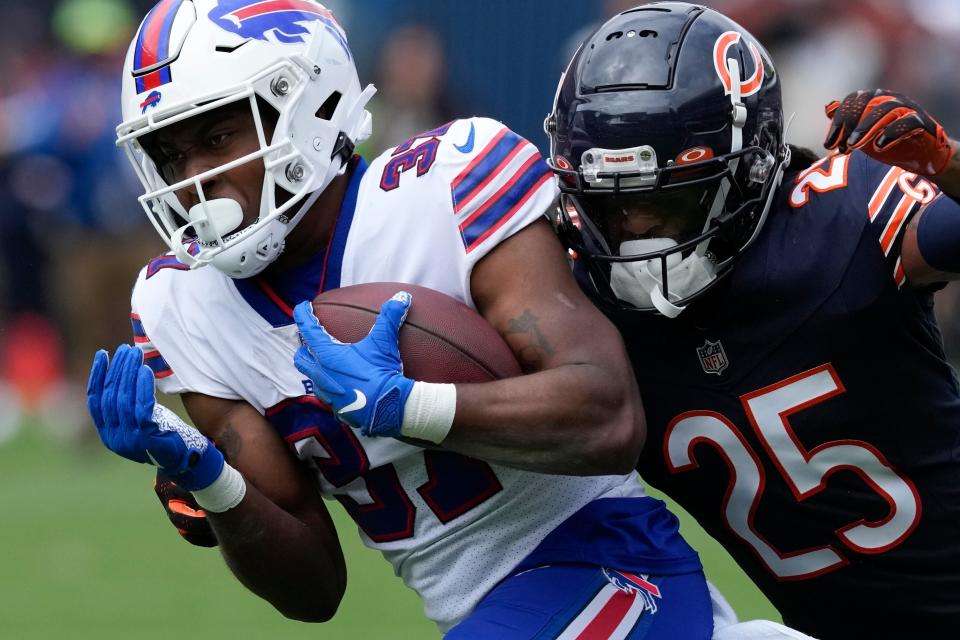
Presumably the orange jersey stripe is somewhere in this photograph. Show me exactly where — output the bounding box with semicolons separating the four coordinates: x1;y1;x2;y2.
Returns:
879;194;915;256
894;257;906;289
868;166;906;222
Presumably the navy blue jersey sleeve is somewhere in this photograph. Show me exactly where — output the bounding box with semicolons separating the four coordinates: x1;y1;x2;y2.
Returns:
788;151;946;288
852;152;942;288
913;187;960;274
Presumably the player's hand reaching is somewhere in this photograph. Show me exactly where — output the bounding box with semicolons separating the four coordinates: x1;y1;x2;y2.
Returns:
824;89;954;176
87;345;225;491
154;470;218;547
293;293;415;438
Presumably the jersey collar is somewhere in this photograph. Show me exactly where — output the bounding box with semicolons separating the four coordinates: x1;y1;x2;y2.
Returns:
233;156;368;327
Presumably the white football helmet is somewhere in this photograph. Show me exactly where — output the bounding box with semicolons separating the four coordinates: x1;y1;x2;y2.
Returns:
117;0;375;278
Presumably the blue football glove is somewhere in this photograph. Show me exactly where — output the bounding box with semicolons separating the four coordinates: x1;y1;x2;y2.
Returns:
87;344;224;491
293;292;415;438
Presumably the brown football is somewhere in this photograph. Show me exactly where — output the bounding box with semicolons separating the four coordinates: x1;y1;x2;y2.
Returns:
312;283;521;383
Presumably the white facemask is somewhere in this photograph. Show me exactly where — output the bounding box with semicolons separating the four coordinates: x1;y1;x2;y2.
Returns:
610;238;718;318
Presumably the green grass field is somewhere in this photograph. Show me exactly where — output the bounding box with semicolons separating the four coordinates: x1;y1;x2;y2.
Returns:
2;421;778;639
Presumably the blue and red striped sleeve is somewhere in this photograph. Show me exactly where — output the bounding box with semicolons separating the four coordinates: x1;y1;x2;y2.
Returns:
450;124;556;255
130;312;174;379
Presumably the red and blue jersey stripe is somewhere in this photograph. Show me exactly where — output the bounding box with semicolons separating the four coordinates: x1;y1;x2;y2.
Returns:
452;131;553;253
145;243;198;279
130;313;149;344
133;0;184;94
130;312;174;378
451;128;528;214
146;254;191;278
143;349;174;378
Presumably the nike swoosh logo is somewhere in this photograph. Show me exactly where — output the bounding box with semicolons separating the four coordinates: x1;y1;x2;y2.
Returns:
454;122;476;153
339;389;367;415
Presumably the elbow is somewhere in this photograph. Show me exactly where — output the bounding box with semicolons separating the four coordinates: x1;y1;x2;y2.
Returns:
280;609;337;624
575;359;647;474
582;404;646;475
602;418;646;474
276;593;343;623
274;576;346;623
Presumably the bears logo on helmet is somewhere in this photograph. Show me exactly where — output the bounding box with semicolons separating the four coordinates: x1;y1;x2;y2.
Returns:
713;31;763;98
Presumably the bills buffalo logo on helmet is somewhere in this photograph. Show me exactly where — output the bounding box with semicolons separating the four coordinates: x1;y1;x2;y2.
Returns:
208;0;350;55
712;30;763;97
139;90;163;113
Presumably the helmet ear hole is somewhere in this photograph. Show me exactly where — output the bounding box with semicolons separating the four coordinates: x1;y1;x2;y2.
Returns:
316;92;342;121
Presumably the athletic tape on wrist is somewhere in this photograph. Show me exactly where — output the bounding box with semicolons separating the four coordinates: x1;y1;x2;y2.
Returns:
400;382;456;444
191;463;246;513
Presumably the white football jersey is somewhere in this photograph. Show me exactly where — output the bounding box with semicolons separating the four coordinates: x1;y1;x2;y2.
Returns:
131;117;647;630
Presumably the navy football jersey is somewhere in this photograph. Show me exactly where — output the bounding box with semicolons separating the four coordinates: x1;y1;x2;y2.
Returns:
614;151;960;638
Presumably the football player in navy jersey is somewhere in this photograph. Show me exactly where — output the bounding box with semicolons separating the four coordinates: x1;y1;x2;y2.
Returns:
545;2;960;638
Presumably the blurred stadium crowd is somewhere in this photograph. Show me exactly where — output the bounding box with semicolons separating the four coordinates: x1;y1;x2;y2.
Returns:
1;0;959;444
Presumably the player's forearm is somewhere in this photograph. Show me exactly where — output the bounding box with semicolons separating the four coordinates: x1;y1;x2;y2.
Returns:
932;138;960;200
442;362;645;475
206;484;346;622
179;393;347;621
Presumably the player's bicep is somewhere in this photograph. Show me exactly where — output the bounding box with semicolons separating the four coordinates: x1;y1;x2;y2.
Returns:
181;393;329;526
470;218;628;374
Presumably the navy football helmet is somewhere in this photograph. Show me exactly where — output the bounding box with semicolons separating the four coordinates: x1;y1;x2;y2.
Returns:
545;2;789;317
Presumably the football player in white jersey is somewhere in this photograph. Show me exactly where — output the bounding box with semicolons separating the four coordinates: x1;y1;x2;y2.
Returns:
87;1;718;637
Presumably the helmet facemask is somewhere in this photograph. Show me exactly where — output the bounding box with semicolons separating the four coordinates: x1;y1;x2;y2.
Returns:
553;132;784;317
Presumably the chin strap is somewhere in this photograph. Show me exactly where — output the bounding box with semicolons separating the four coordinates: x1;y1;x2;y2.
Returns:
314;83;377;202
649;286;685;319
727;57;747;155
279;85;378;235
690;54;750;268
329;84;376;166
344;84;376;148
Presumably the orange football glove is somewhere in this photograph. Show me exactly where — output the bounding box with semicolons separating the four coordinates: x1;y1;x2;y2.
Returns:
823;89;953;176
154;470;218;547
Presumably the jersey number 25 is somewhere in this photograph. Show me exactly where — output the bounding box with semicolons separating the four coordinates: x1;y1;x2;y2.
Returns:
665;363;921;580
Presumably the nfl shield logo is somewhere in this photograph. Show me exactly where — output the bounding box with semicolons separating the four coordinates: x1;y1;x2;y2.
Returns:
696;339;728;375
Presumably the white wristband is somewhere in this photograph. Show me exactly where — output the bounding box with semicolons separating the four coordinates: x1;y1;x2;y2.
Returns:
191;463;246;513
400;382;457;444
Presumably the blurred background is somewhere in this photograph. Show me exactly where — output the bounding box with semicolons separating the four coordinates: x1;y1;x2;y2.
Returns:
2;0;959;637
